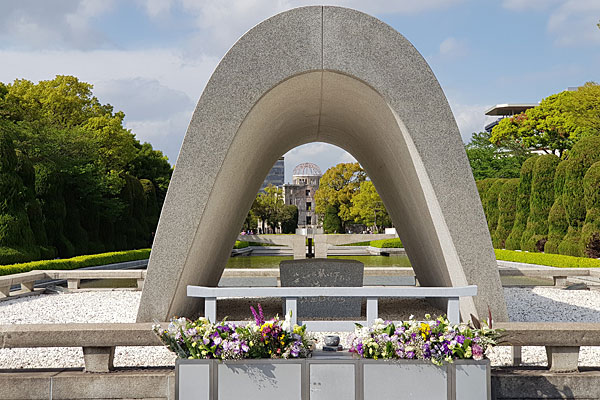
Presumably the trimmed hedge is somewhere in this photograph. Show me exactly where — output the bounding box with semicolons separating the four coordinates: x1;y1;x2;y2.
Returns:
234;241;249;249
484;179;506;233
0;249;150;276
476;178;497;200
341;238;403;248
582;161;600;257
477;178;498;225
370;238;403;248
545;161;569;254
521;155;560;252
491;178;519;249
342;241;372;246
558;137;600;257
495;248;600;268
505;156;537;250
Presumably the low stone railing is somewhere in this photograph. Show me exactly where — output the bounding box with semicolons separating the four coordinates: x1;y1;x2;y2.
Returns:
495;322;600;373
0;322;165;372
498;266;600;286
2;321;600;374
0;269;147;298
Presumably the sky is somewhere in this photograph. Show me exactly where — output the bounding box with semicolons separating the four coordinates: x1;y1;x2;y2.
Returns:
1;0;599;182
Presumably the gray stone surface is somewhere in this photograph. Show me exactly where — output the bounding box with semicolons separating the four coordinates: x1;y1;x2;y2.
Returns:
492;368;600;399
82;346;115;373
138;6;507;322
0;368;174;400
218;362;302;399
546;346;580;373
279;259;364;318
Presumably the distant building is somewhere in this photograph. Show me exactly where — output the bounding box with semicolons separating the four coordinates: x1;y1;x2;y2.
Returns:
484;104;537;133
260;157;284;191
284;163;322;228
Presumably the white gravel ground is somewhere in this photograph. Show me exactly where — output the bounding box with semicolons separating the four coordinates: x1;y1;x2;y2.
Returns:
1;287;599;369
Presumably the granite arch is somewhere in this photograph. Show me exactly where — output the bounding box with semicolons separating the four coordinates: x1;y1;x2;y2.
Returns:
137;6;508;322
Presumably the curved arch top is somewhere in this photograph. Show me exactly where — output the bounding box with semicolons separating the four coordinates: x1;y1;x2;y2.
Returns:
137;6;507;322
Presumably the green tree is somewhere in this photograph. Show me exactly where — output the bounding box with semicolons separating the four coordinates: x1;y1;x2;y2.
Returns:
0;123;39;263
545;161;569;254
252;185;284;232
350;180;391;232
520;155;560;252
490;83;600;157
505;156;538;250
491;179;519;248
465;131;528;179
126;142;172;207
558;136;600;256
314;162;367;230
323;205;342;234
0;75;172;261
279;204;298;234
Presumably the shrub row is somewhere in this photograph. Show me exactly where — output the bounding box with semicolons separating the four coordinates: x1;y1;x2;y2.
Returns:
480;137;600;257
233;241;249;249
369;238;403;248
495;249;600;268
338;238;404;248
0;249;150;276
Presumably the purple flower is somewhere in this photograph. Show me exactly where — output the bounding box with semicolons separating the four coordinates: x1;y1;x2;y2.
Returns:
250;304;265;325
472;344;483;360
456;335;465;344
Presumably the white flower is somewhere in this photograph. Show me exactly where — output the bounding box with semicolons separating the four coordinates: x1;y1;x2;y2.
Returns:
281;310;293;332
372;318;385;330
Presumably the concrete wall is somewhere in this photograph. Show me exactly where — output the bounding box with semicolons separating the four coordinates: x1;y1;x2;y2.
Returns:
138;6;507;322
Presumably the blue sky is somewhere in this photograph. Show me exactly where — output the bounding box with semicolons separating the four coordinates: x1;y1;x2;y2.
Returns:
1;0;599;182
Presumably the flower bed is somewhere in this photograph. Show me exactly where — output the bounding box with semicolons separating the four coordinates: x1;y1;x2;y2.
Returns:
157;309;499;400
348;314;500;365
154;304;315;360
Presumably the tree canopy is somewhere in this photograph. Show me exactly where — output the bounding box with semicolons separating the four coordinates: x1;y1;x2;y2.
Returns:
249;185;298;233
0;75;173;264
465;131;529;180
314;162;367;229
350;180;391;232
490;82;600;157
315;163;392;232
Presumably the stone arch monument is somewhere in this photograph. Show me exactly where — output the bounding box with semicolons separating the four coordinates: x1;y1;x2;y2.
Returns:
137;6;508;322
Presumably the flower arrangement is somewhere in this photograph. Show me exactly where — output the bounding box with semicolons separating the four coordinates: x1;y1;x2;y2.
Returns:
348;314;501;366
153;304;315;360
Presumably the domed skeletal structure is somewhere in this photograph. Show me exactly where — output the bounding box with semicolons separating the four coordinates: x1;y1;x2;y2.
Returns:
293;162;322;177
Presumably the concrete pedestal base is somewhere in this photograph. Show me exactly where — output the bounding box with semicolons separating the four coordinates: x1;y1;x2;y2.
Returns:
546;346;580;373
82;347;114;373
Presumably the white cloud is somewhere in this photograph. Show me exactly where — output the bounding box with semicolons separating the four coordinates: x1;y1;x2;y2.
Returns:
0;49;219;101
502;0;600;46
94;78;194;121
0;0;115;50
547;1;600;46
438;37;468;58
94;78;196;163
135;0;465;56
448;102;497;143
0;48;218;162
501;0;560;11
